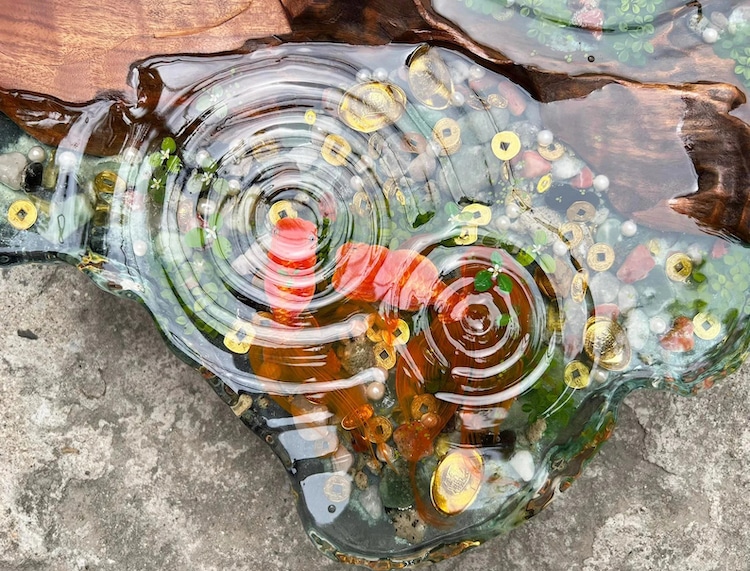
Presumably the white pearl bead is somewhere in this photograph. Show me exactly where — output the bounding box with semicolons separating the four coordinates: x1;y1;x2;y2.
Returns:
356;69;371;82
593;174;610;192
27;146;46;163
121;147;140;164
350;175;364;191
195;149;211;167
592;369;609;384
197;198;216;217
57;150;78;170
495;215;511;231
649;316;667;334
133;239;148;257
227;179;241;196
536;130;554;147
373;68;388;82
703;27;719;43
450;90;466;107
468;65;486;80
553;240;568;257
366;381;386;401
357;155;375;172
506;203;521;219
621;220;637;237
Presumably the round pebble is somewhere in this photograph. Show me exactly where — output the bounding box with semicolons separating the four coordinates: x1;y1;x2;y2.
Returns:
593;174;610;192
617;284;638;314
552;240;568;257
703;27;719;43
687;243;704;264
133;240;148;257
506;203;521;219
509;450;535;482
27;146;46;163
536;129;554;147
373;68;389;82
366;381;386;401
621;220;637;237
649;316;667;335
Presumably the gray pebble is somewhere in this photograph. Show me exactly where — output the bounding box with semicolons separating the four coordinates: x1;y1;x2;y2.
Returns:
0;152;28;190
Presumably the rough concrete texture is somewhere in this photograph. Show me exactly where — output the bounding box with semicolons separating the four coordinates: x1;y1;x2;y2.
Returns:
1;262;749;571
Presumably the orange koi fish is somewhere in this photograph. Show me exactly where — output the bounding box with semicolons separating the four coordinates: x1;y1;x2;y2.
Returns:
264;217;317;326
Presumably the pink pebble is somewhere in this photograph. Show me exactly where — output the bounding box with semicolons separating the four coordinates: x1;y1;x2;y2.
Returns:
660;316;695;352
520;151;551;178
570;167;594;189
616;244;655;284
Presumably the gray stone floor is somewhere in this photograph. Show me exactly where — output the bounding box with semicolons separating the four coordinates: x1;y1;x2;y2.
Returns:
1;262;749;571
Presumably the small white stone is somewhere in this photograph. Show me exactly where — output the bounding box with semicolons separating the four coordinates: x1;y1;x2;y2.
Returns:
449;60;470;83
468;65;486;80
649;316;667;335
593;174;610;192
590;272;620;303
617;284;638;314
687;243;704;264
625;309;650;351
621;220;637;237
360;485;383;520
703;27;719;43
132;240;148;257
509;450;535;482
450;90;466;107
553;240;568;257
551;155;584;180
0;152;27;190
373;68;388;82
536;129;554;147
495;215;511;231
366;381;386;401
57;150;78;170
331;445;354;473
506;203;521;219
356;68;372;82
27;146;46;163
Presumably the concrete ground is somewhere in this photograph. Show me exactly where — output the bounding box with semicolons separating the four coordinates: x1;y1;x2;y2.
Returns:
1;262;749;571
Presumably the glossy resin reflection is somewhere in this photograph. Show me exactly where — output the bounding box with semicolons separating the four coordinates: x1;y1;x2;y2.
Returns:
1;37;750;567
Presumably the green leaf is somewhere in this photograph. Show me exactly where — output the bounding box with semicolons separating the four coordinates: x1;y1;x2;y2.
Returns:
413;211;435;228
474;270;494;292
497;314;511;327
161;137;177;153
534;229;548;245
148;152;163;169
207;212;223;230
490;251;503;267
184;227;206;248
497;274;513;293
212;178;230;195
539;253;557;273
213;236;232;260
517;249;535;266
643;41;654;54
445;202;460;216
166;155;182;173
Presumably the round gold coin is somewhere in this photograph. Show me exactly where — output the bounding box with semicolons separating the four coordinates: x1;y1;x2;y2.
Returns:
352;191;371;216
462;203;492;226
304;109;317;125
7;200;37;230
365;416;393;444
583;316;631;371
559;222;584;249
491;131;521;161
487;93;508;109
387;319;410;346
431;448;483;516
408;46;454;110
410;394;438;419
537;174;552;194
94;170;125;195
223;321;256;354
268;200;298;225
587;243;616;272
324;473;352;503
538;142;565;161
433;118;462;156
693;312;721;340
564;360;590;389
374;341;396;369
571;269;589;303
454;225;478;245
321;134;352;166
339;82;407;133
665;253;693;282
567;201;596;223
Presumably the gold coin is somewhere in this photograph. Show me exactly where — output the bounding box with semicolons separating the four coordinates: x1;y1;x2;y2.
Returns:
352;191;371;216
571;268;589;303
559;222;583;249
462;203;492;226
304;110;317;125
374;341;396;369
487;93;508;109
491;131;521;161
339;81;407;133
454;225;478;245
321;134;352;166
323;474;352;503
538;142;565;161
400;132;427;154
665;253;693;282
7;200;37;230
433;118;462;156
385;319;410;346
410;394;438;419
547;304;565;332
587;243;615;272
693;312;721;340
430;448;483;516
537;174;552;194
408;46;454;110
394;190;407;206
583;316;631;371
94;170;125;195
230;393;254;417
223;320;256;354
365;416;393;444
268;200;298;225
564;360;590;389
567;201;596;223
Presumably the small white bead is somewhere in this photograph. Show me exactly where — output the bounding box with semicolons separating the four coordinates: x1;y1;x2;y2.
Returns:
227;179;241;196
592;369;609;384
195;149;212;168
506;203;521;219
133;239;148;257
450;90;466;107
536;130;554;147
27;146;46;163
197;198;216;218
621;220;637;237
57;150;78;170
356;68;372;82
121;147;141;164
649;316;667;334
468;65;486;80
373;68;388;82
350;175;364;191
703;27;719;43
495;215;511;231
357;155;375;172
553;240;568;257
593;174;610;192
366;381;386;401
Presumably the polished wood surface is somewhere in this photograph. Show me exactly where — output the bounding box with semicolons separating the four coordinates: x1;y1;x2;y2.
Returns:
0;0;290;101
